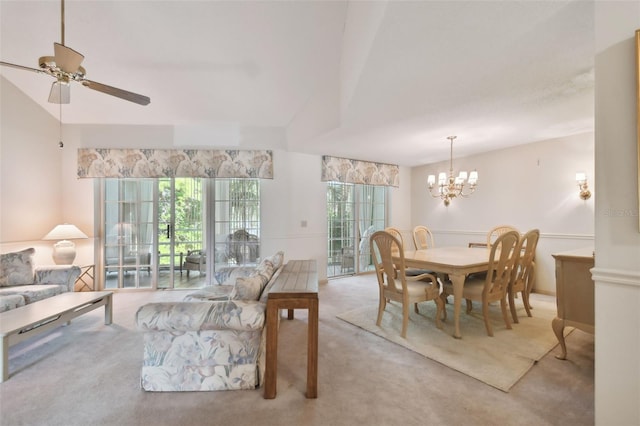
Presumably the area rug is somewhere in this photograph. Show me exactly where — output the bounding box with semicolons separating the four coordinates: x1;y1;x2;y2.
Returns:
337;295;568;392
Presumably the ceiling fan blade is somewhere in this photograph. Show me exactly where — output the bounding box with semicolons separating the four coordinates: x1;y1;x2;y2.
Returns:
54;42;84;74
0;61;48;75
48;81;70;104
82;79;150;106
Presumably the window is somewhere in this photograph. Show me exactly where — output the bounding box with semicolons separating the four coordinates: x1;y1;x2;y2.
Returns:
327;183;387;278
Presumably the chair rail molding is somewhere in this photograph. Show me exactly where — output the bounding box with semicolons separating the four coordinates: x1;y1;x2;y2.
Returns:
591;268;640;289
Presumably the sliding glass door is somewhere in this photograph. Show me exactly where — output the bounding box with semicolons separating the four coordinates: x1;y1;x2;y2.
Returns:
327;183;387;278
100;178;260;290
103;179;154;289
157;178;206;289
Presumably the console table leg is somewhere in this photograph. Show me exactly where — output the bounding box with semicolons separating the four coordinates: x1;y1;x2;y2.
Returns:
306;298;318;398
264;302;279;399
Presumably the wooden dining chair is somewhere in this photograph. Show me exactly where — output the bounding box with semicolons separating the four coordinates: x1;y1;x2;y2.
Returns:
441;230;520;336
385;226;431;276
383;227;404;257
508;229;540;323
412;225;435;250
370;231;444;338
487;225;519;247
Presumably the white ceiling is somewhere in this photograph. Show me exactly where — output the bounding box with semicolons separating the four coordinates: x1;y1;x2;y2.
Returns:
0;0;594;167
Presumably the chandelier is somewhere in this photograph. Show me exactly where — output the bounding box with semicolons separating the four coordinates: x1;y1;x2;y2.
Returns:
427;136;478;206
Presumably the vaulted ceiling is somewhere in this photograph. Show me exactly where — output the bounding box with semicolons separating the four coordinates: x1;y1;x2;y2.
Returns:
0;0;594;166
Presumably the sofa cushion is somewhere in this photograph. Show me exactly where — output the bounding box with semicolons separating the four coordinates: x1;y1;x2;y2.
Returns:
0;284;67;304
229;275;266;301
253;259;275;284
214;266;256;285
0;294;26;312
183;285;234;302
0;248;35;287
267;251;285;270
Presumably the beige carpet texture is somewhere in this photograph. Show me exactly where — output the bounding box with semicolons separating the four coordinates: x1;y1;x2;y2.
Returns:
337;296;568;392
0;275;594;426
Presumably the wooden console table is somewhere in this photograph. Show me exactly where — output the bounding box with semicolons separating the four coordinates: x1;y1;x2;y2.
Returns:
264;259;318;399
551;246;594;360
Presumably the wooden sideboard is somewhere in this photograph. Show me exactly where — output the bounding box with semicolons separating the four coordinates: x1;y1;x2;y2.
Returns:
551;246;595;360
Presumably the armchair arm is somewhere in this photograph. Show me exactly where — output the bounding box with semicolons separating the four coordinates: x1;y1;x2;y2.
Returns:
135;300;265;332
34;265;81;292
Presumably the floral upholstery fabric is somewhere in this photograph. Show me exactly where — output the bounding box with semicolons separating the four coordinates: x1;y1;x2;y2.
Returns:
140;330;262;391
0;249;80;312
182;285;233;302
0;284;68;304
267;251;285;270
229;275;266;301
136;300;267;391
35;266;81;292
0;294;25;313
0;248;35;286
214;266;256;285
136;253;286;392
136;300;266;332
253;259;275;284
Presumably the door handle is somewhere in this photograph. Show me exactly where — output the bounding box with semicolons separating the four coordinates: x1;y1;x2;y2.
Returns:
166;224;171;239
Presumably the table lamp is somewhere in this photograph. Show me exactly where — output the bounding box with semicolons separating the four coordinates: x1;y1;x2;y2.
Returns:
43;223;88;265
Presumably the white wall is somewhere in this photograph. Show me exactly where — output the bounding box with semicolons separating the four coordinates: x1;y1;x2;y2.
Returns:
410;132;595;294
0;77;65;248
593;2;640;424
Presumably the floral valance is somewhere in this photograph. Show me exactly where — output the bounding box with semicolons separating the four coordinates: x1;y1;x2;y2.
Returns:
321;155;399;187
77;149;273;179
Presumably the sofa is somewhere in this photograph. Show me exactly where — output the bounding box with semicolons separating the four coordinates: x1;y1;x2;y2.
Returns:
0;248;81;313
135;251;284;391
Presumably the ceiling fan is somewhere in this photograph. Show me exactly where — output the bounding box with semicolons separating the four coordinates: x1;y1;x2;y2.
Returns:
0;0;150;106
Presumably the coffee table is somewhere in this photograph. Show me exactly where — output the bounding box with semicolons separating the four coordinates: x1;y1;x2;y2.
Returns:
0;291;113;382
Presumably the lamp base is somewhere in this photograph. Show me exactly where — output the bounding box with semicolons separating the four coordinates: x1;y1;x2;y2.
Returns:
52;240;76;265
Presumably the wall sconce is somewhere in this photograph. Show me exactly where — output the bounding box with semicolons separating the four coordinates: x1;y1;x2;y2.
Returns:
575;172;592;200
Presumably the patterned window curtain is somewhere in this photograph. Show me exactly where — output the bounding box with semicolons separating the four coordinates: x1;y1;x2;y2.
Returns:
321;155;399;187
77;149;273;179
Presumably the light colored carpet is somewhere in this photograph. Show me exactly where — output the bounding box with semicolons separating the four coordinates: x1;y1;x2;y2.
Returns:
0;278;594;426
337;296;570;392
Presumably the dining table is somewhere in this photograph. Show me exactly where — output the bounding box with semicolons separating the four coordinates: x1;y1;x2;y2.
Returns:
396;246;492;339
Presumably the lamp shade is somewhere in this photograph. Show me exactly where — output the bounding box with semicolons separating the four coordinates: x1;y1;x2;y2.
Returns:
43;224;88;265
43;224;88;241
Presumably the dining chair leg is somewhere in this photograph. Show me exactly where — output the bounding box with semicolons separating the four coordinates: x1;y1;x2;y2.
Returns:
414;302;419;314
500;298;512;330
509;290;520;324
376;297;386;326
434;298;444;329
465;299;473;314
522;291;532;317
482;301;493;337
401;304;409;338
439;294;448;321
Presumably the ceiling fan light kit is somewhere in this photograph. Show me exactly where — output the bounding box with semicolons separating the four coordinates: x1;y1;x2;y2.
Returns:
0;0;150;107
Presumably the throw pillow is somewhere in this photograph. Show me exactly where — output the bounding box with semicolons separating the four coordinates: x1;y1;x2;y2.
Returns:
253;258;275;283
268;251;285;270
214;266;256;285
229;274;266;301
0;248;36;287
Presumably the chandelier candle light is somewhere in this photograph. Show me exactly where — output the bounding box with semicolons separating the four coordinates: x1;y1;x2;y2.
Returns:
43;223;88;265
427;136;478;206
